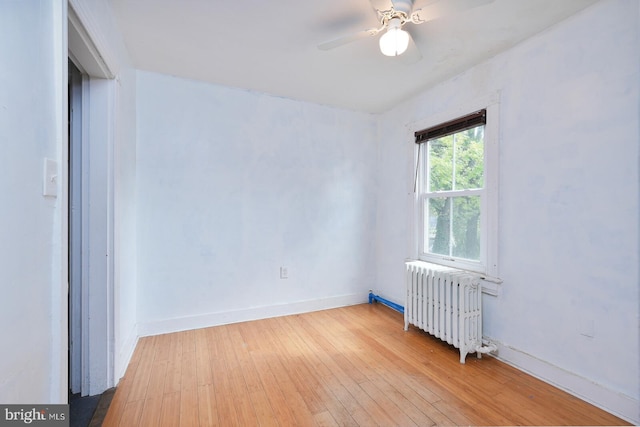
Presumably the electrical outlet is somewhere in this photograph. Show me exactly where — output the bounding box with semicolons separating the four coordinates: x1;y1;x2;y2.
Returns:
280;267;288;279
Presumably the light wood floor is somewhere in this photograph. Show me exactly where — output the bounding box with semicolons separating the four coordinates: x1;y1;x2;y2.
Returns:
103;303;629;426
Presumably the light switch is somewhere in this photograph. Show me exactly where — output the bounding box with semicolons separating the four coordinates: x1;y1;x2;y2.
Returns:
43;158;57;197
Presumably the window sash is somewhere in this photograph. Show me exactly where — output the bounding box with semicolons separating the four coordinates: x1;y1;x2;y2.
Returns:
417;123;487;271
419;190;485;263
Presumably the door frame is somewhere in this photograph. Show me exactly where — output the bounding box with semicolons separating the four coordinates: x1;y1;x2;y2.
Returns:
68;59;83;395
67;1;116;397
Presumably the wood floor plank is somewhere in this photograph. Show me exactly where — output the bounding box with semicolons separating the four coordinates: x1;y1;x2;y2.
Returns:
127;337;157;402
207;327;241;426
337;305;521;425
138;397;162;427
270;316;359;425
179;386;199;427
118;400;144;427
277;316;335;380
310;310;429;426
228;324;265;394
227;325;283;425
339;318;448;419
249;352;299;426
367;376;436;426
314;410;340;427
181;329;197;354
163;358;182;395
431;398;477;426
153;333;173;364
158;391;180;427
217;326;259;426
321;379;375;427
358;380;419;427
298;314;401;426
250;318;317;425
105;304;631;426
170;331;184;361
277;316;367;426
194;328;213;387
180;350;197;392
145;360;168;400
267;317;328;415
196;384;218;427
102;374;134;426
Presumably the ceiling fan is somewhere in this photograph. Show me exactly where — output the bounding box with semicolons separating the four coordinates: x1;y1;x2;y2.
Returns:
318;0;493;61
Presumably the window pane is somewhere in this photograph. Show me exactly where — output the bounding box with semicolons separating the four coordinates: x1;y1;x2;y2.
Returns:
426;197;450;256
452;196;481;260
425;196;481;261
428;136;453;192
454;127;484;190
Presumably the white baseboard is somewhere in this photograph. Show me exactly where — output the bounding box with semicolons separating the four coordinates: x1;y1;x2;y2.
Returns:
488;339;639;425
114;324;138;383
137;293;367;338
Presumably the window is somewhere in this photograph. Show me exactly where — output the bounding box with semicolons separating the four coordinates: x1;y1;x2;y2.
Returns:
413;101;498;278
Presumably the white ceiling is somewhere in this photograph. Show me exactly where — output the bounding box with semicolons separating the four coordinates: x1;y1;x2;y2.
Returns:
109;0;598;113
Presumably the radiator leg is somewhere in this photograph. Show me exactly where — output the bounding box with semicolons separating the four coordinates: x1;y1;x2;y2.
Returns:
459;350;468;364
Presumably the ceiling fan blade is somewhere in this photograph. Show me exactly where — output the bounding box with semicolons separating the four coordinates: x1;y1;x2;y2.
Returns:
410;0;493;24
399;31;422;64
369;0;394;14
317;28;380;51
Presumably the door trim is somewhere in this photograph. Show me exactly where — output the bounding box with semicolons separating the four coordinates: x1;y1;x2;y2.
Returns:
67;0;117;396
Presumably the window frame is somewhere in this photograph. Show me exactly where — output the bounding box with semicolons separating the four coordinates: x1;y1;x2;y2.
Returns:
409;95;499;279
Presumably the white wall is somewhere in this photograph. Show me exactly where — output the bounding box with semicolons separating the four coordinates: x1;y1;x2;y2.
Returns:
136;71;377;334
375;0;639;422
0;0;137;403
0;0;67;403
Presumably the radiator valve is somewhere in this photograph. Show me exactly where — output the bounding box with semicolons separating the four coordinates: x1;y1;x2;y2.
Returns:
475;341;498;355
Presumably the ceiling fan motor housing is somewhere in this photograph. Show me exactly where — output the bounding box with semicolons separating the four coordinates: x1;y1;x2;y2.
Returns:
392;0;414;15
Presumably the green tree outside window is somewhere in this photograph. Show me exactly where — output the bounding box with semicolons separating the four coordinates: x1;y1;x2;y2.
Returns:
425;126;484;261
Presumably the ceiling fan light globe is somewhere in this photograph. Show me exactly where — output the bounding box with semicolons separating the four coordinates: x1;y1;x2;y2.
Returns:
379;27;410;56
